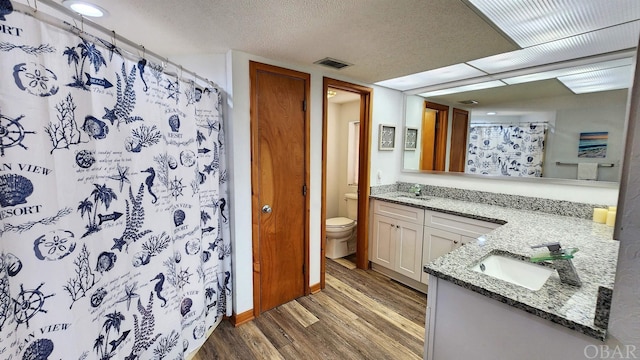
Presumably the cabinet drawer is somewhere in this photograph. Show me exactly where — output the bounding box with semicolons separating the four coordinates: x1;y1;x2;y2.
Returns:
373;200;424;225
425;210;499;238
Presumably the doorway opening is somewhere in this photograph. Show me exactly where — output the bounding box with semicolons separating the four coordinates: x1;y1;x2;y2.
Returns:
321;78;373;289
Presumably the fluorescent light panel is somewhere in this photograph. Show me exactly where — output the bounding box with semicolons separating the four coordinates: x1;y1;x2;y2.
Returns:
469;21;640;74
467;0;640;48
419;80;505;97
376;2;639;94
375;63;486;91
502;58;634;85
558;66;633;94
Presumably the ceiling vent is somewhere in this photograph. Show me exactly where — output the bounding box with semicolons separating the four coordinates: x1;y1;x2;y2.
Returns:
314;57;352;70
459;100;479;105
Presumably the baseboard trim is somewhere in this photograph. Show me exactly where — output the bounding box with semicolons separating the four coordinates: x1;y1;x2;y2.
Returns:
310;282;321;294
231;309;255;327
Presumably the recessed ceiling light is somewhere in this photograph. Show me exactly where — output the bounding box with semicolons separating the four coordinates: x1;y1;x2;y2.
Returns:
63;1;108;18
487;112;497;115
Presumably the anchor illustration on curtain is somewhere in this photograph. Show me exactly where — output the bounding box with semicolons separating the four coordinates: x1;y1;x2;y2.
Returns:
0;5;231;359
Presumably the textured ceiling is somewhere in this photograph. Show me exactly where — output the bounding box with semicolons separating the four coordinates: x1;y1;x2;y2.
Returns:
20;0;518;83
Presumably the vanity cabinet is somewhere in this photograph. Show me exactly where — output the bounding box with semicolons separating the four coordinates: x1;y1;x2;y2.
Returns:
370;199;500;291
371;201;424;281
420;210;499;285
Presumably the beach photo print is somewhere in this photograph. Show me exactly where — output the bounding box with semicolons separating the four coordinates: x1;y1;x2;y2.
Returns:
578;132;608;158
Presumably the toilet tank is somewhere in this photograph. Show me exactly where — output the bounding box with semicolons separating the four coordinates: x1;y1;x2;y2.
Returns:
344;193;358;220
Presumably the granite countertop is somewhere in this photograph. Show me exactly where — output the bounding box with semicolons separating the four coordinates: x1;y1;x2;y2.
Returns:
370;192;619;341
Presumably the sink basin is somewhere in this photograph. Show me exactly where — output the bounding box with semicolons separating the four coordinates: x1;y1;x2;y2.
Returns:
471;254;554;291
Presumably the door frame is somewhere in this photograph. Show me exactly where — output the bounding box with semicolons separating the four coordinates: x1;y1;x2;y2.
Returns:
249;61;311;317
321;77;373;288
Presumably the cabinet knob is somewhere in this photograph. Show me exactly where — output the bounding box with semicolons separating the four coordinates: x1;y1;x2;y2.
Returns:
453;240;459;244
396;225;400;229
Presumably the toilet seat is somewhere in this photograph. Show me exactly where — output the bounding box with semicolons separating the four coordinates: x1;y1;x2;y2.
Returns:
326;217;356;230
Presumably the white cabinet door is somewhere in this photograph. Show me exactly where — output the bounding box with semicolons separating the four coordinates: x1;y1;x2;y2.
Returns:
371;214;396;269
395;219;424;281
421;227;461;284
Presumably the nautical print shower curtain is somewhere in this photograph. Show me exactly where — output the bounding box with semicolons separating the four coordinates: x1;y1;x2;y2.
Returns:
466;123;547;177
0;6;231;360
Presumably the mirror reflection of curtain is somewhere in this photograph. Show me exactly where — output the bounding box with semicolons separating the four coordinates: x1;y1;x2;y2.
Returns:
466;123;547;177
0;8;230;359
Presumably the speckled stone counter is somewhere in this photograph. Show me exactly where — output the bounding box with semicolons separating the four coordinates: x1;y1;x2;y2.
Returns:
370;192;619;341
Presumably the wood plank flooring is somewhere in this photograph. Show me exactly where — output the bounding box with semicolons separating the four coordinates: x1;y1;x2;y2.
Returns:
194;256;427;359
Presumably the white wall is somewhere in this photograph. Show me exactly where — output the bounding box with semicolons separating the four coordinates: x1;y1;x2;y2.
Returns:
170;54;227;89
371;87;405;186
543;90;627;181
327;100;360;218
326;102;341;219
403;95;423;170
338;101;360;217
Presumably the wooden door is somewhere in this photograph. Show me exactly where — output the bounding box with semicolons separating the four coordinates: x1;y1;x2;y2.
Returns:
250;61;309;314
420;110;437;170
449;108;469;172
420;102;449;171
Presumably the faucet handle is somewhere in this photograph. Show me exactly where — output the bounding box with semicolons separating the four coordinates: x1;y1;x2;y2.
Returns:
531;242;562;254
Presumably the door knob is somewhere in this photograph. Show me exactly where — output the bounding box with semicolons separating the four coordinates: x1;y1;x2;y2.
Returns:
262;205;272;214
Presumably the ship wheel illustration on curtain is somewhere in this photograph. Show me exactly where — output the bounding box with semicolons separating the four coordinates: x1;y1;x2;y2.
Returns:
0;3;231;360
0;112;35;156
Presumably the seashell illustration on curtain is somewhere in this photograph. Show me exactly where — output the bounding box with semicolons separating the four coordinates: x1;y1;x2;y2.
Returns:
0;7;231;360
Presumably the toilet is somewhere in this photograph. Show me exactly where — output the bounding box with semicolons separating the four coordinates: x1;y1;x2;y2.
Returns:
326;193;358;259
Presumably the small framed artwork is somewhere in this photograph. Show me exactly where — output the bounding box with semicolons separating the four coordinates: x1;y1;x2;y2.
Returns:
378;124;396;150
405;127;418;150
578;131;608;158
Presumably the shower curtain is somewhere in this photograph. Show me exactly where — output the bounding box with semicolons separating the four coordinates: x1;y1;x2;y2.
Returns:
466;123;547;177
0;7;231;360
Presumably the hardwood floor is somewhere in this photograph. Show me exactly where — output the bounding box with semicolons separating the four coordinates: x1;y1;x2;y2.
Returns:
194;256;427;359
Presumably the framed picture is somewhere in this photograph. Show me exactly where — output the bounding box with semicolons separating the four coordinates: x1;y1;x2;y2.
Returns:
578;131;608;158
378;124;396;150
405;127;418;150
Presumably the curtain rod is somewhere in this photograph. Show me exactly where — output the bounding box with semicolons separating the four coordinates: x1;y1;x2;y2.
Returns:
14;0;219;89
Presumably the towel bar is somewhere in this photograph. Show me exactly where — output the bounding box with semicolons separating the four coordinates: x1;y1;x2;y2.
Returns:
555;161;614;168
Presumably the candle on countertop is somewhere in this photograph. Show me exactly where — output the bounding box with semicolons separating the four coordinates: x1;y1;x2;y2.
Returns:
606;211;617;227
608;206;617;212
593;208;608;223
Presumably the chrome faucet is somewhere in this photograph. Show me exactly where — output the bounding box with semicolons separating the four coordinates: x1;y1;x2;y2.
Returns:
530;242;582;287
409;183;422;196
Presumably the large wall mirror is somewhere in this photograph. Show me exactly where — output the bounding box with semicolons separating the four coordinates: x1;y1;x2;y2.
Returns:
402;69;630;184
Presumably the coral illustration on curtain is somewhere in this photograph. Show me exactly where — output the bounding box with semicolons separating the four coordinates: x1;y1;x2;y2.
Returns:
0;6;231;359
466;123;547;177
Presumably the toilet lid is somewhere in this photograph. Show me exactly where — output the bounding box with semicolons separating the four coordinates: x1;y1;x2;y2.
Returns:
326;217;355;228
